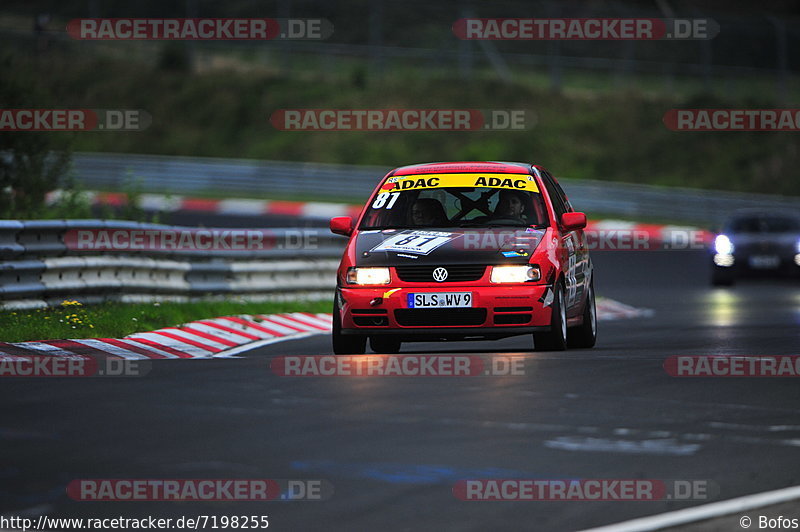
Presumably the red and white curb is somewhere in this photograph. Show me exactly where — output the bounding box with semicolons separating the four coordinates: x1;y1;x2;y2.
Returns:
46;190;363;220
0;300;650;360
0;313;332;360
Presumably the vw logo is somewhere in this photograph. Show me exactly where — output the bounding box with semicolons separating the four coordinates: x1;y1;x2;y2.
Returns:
432;267;449;282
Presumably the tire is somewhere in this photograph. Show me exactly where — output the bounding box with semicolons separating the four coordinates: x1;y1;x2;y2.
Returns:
332;300;366;355
369;336;402;354
534;282;567;351
568;280;597;349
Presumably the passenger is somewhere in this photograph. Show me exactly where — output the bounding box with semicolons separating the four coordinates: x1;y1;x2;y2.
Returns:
411;198;449;226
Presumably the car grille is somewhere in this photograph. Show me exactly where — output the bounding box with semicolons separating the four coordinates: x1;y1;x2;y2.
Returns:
394;265;486;283
394;308;487;326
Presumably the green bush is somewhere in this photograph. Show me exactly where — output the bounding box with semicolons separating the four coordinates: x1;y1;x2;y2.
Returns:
0;54;73;218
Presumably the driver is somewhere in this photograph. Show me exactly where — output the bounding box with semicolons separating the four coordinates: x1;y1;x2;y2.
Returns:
492;190;528;222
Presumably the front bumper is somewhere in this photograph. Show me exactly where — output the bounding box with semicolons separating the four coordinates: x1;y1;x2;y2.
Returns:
712;252;800;277
338;284;553;338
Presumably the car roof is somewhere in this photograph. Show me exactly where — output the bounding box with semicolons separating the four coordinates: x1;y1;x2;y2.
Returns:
390;161;534;176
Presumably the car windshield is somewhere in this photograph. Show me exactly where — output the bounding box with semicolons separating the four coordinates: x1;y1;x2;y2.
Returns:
359;174;549;230
728;216;800;233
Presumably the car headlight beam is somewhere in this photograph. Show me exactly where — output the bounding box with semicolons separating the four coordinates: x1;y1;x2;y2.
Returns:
346;267;391;285
490;265;540;283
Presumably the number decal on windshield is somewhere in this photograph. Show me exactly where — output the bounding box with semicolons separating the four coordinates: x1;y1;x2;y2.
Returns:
372;192;400;209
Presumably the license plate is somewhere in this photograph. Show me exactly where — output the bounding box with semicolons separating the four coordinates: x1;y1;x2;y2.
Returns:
749;255;780;269
407;292;472;308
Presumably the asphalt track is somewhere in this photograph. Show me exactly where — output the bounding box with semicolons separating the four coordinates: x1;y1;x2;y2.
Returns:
3;250;800;531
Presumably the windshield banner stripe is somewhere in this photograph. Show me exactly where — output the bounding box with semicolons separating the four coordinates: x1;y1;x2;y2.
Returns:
381;173;539;193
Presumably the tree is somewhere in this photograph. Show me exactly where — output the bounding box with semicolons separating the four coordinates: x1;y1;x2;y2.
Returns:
0;56;73;219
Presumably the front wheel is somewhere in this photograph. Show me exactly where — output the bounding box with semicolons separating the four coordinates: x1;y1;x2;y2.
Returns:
568;280;597;348
332;300;366;355
533;283;567;351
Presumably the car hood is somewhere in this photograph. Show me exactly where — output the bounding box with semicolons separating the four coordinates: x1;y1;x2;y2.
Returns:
353;227;546;266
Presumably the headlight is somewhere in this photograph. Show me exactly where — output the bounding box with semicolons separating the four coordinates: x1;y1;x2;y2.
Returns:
346;267;391;285
796;240;800;253
490;265;540;283
714;234;734;255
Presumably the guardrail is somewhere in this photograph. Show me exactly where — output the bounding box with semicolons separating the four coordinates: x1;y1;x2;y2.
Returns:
71;152;387;201
0;220;345;309
70;152;800;226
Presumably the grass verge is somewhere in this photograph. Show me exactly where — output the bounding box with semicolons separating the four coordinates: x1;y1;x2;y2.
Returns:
0;299;331;343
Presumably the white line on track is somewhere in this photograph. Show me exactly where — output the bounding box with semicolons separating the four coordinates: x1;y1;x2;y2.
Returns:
579;484;800;531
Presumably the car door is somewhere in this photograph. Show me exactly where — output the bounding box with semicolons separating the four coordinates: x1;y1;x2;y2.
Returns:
540;170;587;314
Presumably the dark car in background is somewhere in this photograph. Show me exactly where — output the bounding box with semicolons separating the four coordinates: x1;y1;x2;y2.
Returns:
711;211;800;286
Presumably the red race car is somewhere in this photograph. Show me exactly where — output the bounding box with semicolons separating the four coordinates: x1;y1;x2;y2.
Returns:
329;161;596;354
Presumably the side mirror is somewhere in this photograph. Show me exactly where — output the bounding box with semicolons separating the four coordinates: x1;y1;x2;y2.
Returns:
561;212;587;231
330;216;353;236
